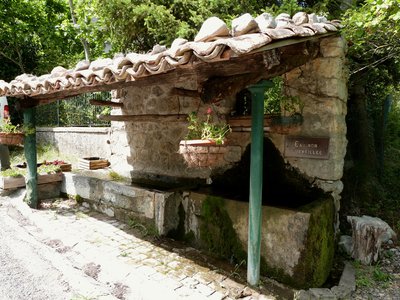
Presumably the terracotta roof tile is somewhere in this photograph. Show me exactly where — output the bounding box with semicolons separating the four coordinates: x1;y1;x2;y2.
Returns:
0;12;342;98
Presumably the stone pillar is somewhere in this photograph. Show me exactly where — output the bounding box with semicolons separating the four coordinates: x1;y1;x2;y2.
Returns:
272;36;348;233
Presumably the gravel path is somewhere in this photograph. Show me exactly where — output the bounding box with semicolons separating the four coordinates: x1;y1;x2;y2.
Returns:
351;244;400;299
0;204;70;300
0;199;118;300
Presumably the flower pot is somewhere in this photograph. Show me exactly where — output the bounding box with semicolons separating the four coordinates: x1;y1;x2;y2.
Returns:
179;139;228;168
0;132;24;146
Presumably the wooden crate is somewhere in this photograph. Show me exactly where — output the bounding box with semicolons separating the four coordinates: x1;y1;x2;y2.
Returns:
59;163;72;172
0;173;62;190
78;157;109;170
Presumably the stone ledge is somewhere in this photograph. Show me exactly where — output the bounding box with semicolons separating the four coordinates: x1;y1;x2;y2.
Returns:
294;261;355;300
37;126;110;133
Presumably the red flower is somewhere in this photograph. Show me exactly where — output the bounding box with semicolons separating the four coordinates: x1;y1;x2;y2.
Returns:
206;107;212;115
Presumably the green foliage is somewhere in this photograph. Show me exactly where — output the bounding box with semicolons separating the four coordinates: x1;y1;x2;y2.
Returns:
9;142;76;168
0;119;22;134
0;168;25;178
354;261;393;288
108;171;124;182
264;76;303;116
342;0;400;78
70;0;286;55
185;108;231;145
0;163;60;178
127;217;159;237
36;92;111;127
0;0;82;79
200;196;246;265
265;0;303;15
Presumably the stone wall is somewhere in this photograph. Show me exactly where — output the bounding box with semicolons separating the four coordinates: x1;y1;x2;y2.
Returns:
36;127;111;160
108;35;347;227
270;36;348;231
52;34;347;289
60;173;335;289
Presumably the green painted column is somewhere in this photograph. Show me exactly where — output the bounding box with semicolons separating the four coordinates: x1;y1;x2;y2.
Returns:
23;107;38;209
247;80;272;286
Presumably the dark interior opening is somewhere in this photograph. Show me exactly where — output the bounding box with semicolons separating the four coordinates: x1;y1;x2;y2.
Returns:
210;138;325;208
233;88;252;116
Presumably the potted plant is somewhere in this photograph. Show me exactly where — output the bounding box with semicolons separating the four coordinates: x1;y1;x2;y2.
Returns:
179;107;231;168
0;119;24;146
0;164;62;190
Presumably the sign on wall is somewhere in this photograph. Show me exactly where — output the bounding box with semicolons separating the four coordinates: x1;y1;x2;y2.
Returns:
284;136;330;160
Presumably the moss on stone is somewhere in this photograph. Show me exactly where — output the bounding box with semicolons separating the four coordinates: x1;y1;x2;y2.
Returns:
295;196;335;288
197;194;335;289
200;196;246;264
167;202;186;240
258;196;335;289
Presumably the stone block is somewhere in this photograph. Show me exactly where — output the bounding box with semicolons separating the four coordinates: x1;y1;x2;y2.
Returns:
38;182;61;200
338;262;356;292
195;194;336;289
224;146;242;163
309;288;336;299
154;192;180;235
338;236;352;256
347;215;396;264
294;290;311;300
313;57;346;80
320;36;347;58
330;286;351;300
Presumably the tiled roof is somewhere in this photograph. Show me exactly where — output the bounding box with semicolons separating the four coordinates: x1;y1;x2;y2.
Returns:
0;12;341;98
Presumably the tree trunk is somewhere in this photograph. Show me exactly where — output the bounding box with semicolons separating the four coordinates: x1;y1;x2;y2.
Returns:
68;0;90;61
350;80;378;175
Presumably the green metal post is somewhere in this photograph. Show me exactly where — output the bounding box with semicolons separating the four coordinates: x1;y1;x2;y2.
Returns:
23;107;38;208
247;80;272;286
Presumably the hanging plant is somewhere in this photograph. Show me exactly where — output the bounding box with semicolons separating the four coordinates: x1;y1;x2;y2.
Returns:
184;107;231;145
179;107;231;168
0;119;24;146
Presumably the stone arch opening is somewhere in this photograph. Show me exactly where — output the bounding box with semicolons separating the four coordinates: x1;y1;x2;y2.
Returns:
210;137;326;209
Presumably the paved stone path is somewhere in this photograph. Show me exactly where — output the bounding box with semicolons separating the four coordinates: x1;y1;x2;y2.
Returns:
5;190;281;300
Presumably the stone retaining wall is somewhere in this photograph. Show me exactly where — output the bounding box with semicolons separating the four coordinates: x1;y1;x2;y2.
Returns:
36;127;111;160
61;172;335;288
107;35;347;229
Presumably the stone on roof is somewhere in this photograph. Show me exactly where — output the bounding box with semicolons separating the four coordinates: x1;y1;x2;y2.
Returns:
0;12;342;98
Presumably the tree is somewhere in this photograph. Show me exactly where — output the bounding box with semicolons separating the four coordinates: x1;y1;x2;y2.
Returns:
0;0;82;80
340;0;400;220
69;0;281;55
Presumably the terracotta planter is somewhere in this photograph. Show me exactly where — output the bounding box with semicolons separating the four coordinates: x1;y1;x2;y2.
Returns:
179;139;227;168
0;132;24;146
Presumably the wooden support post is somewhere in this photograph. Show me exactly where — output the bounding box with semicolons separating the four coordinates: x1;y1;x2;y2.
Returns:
23;107;38;209
97;114;188;122
247;80;273;286
89;99;123;107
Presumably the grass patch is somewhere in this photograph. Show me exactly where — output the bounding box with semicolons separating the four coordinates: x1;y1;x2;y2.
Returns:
9;142;78;166
353;261;393;288
127;217;159;237
109;171;125;182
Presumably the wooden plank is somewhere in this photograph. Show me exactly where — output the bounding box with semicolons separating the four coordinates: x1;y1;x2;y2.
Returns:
98;114;188;122
19;68;196;105
89;99;123;107
0;173;62;190
17;37;326;107
0;176;25;189
38;173;63;184
170;88;200;98
228;115;276;127
198;40;321;103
